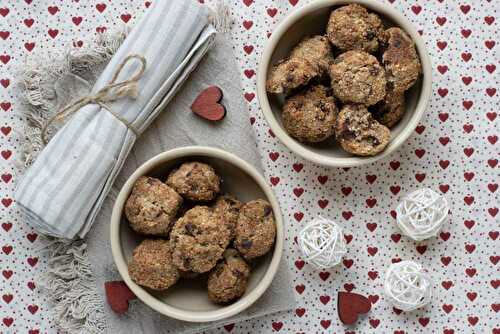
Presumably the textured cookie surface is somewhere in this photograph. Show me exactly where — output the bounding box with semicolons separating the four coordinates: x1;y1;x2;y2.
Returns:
326;4;383;53
166;162;220;202
124;176;182;236
128;239;180;290
329;51;386;106
213;195;243;240
335;104;391;156
381;27;422;93
235;199;276;260
290;35;334;73
170;206;230;273
208;248;250;303
370;91;406;128
266;57;319;94
282;85;337;143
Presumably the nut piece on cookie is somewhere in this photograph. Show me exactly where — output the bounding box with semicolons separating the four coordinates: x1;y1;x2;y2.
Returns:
235;199;276;260
326;4;383;53
335;104;391;156
266;57;319;94
166;162;220;202
282;85;337;143
213;195;243;240
329;51;386;106
208;248;250;304
170;206;230;273
381;27;422;93
369;91;406;128
124;176;183;236
290;35;334;72
128;239;180;290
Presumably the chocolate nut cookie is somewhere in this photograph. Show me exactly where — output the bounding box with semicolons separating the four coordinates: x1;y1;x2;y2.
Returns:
170;206;230;273
235;199;276;260
381;27;422;93
369;91;406;128
282;85;337;143
326;4;384;53
124;176;183;236
207;248;250;304
166;162;220;202
335;104;391;156
128;239;180;290
266;57;319;94
329;51;386;106
290;35;334;73
213;195;243;240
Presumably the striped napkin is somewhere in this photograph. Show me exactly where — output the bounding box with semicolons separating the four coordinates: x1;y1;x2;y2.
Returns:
15;0;217;239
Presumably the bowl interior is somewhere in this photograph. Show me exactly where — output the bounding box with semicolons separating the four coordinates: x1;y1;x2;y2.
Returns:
263;1;427;165
117;153;276;314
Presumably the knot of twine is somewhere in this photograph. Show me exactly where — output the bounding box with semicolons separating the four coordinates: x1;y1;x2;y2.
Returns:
384;260;433;312
396;188;449;241
41;54;147;145
298;216;347;270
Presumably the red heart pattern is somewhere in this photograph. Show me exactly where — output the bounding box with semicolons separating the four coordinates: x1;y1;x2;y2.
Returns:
0;0;498;333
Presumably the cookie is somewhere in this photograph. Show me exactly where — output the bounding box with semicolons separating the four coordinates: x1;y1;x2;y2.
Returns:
326;4;383;53
335;104;391;156
329;51;386;106
381;27;422;93
128;239;180;290
166;162;220;202
124;176;183;236
213;195;243;240
207;248;250;304
266;57;319;94
170;206;230;273
282;85;337;143
369;91;406;128
235;199;276;260
290;35;334;73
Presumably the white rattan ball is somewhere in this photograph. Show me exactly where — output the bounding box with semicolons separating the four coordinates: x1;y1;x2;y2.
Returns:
384;260;433;311
298;216;347;270
396;188;449;241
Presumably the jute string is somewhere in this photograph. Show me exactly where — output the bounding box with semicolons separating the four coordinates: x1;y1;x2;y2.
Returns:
41;54;147;144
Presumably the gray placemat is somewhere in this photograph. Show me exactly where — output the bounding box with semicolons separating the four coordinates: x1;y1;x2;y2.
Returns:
86;34;296;334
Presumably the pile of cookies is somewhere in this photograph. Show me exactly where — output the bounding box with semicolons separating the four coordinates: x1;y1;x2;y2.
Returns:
266;4;422;156
124;162;276;304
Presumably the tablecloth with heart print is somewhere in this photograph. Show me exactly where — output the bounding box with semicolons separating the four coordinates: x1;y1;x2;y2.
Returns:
0;0;498;333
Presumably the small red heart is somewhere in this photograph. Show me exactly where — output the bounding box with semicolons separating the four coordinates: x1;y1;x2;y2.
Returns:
295;308;305;317
269;176;279;186
338;291;372;325
319;271;330;281
442;281;453;290
191;86;226;121
317;175;328;184
105;281;136;314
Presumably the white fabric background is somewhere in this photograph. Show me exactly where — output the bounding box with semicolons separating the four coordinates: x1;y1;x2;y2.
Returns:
0;0;498;333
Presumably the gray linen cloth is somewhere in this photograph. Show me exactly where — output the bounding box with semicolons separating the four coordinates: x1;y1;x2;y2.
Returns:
15;0;217;239
85;34;295;333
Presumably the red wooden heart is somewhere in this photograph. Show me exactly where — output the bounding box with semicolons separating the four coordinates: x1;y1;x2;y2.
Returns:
191;86;226;121
338;291;372;325
104;281;136;314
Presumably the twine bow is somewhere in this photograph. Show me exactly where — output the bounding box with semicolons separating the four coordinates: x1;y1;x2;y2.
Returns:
41;54;147;145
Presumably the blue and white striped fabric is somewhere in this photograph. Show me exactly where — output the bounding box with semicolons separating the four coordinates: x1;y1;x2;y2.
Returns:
15;0;217;239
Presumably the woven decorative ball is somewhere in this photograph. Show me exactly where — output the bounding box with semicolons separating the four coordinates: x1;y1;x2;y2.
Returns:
298;216;347;270
396;188;449;241
384;260;433;312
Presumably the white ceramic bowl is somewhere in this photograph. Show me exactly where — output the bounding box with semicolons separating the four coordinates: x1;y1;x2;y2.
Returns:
257;0;432;167
110;146;283;322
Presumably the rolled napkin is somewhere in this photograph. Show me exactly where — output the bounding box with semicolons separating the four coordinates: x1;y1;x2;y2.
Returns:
15;0;217;239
